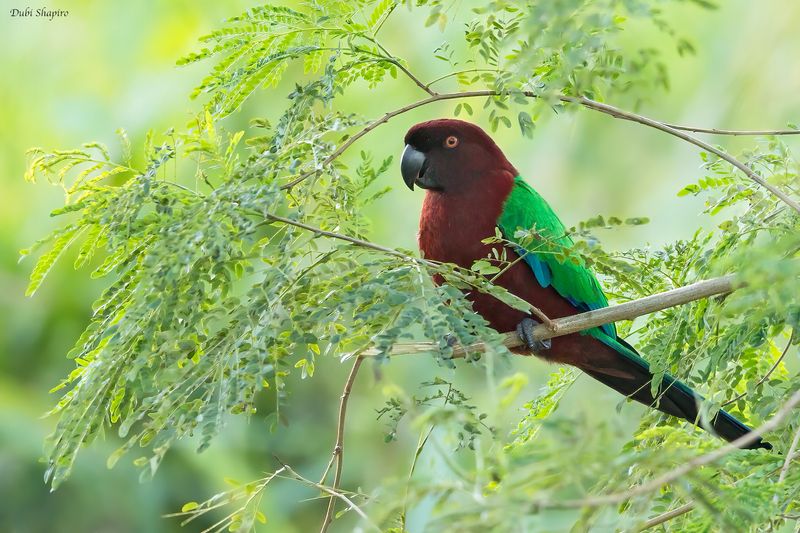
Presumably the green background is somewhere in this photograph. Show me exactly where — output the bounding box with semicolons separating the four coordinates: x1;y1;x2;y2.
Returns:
1;1;799;531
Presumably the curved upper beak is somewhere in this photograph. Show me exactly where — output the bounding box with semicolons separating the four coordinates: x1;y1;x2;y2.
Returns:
401;144;427;191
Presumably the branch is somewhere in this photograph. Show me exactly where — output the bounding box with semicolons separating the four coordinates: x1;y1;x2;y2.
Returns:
372;275;738;357
265;213;422;263
566;96;800;215
277;460;379;531
262;213;554;326
638;502;696;531
779;425;800;485
663;124;800;137
319;355;365;533
280;89;800;214
280;91;475;190
528;389;800;511
639;329;795;530
722;328;794;407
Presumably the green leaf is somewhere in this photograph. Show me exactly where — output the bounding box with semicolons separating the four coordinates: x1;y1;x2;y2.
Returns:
26;227;81;296
181;502;199;512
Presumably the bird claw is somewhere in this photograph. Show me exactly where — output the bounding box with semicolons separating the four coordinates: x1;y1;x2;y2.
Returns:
516;317;552;352
443;333;458;347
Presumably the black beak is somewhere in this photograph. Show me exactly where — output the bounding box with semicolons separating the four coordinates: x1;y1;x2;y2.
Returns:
401;144;427;191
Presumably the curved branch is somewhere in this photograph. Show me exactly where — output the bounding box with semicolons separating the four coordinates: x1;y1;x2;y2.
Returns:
779;425;800;485
566;96;800;214
262;213;553;325
532;389;800;511
280;91;475;190
280;89;800;214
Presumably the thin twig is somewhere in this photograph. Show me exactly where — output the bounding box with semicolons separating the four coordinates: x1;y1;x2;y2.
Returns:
399;383;453;528
370;275;738;357
638;457;789;530
319;355;365;533
265;213;422;263
354;42;437;97
387;58;437;97
261;212;555;327
566;96;800;215
638;502;696;531
663;124;800;136
276;460;380;531
779;425;800;484
525;389;800;511
722;329;795;407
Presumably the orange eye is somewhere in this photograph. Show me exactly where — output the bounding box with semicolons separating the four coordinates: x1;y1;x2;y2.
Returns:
444;135;459;149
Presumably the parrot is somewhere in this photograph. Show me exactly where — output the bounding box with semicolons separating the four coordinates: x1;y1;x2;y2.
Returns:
400;118;770;450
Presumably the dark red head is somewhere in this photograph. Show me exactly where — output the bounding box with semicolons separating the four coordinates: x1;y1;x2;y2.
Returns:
401;119;517;193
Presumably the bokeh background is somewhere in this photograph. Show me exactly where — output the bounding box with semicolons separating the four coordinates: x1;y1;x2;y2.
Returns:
1;1;799;531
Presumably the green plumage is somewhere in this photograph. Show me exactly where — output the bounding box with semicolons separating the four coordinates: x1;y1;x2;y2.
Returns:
496;176;697;399
497;176;612;335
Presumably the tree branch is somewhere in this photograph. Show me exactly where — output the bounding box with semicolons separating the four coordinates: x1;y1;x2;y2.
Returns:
264;213;423;263
638;502;696;531
371;275;738;357
722;328;794;407
262;212;554;326
663;124;800;137
528;389;800;511
638;329;795;530
566;96;800;214
280;89;800;215
319;354;365;533
779;425;800;485
276;460;379;531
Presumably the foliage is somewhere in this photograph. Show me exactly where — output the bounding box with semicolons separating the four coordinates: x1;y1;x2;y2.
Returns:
22;0;800;531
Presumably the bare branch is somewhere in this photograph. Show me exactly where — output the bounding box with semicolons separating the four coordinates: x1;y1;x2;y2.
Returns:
638;502;696;531
280;91;475;190
277;460;379;531
663;124;800;137
280;89;800;214
265;213;422;263
528;389;800;511
373;275;738;357
779;425;800;485
567;96;800;214
319;355;365;533
722;328;794;407
262;212;554;326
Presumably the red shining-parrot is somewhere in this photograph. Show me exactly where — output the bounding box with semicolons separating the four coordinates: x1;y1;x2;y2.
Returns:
400;118;770;449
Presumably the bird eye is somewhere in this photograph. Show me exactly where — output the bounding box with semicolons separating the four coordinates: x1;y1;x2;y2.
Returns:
444;135;459;149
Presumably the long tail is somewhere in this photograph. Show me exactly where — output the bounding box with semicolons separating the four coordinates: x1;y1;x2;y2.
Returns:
583;337;771;450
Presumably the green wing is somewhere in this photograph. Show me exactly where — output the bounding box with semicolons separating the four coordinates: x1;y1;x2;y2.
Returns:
497;176;616;340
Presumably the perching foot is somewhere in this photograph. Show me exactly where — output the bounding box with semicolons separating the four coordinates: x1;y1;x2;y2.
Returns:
443;333;458;348
516;317;552;352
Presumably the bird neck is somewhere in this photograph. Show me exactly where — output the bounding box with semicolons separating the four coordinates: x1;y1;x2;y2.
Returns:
417;170;516;267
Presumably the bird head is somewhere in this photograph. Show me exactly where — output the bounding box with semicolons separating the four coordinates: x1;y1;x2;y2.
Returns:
401;119;516;193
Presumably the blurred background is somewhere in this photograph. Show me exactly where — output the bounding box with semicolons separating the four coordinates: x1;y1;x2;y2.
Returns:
1;1;799;531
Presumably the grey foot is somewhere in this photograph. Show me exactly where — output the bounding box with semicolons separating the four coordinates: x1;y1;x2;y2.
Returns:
443;333;458;347
516;317;552;352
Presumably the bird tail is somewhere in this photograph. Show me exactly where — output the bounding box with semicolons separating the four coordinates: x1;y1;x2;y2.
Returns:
582;337;771;450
